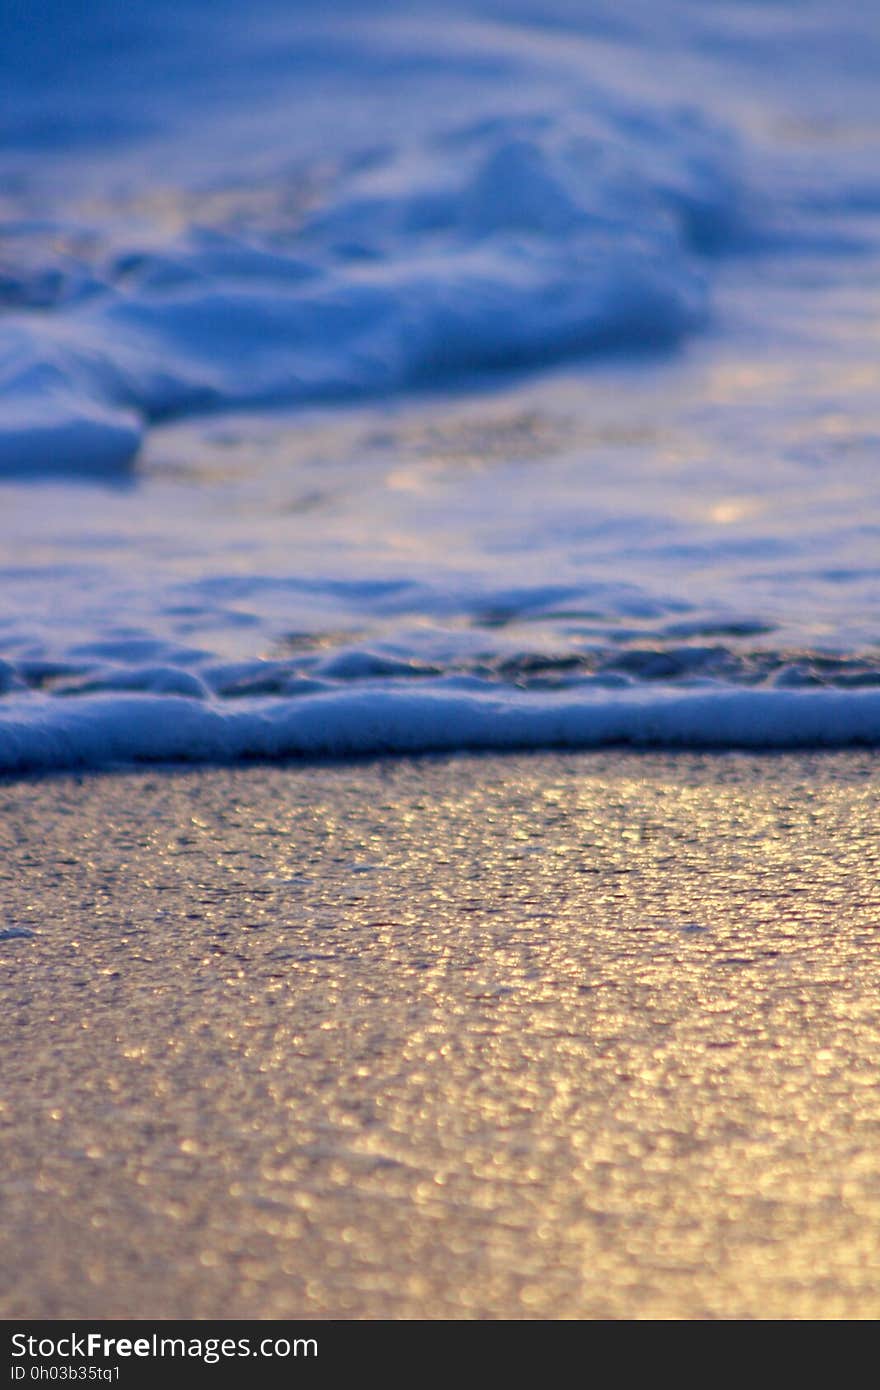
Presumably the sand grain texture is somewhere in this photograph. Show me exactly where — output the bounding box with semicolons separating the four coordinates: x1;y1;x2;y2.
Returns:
2;752;879;1319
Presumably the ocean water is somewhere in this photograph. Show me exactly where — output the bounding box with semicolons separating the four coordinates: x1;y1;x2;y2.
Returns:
2;0;880;771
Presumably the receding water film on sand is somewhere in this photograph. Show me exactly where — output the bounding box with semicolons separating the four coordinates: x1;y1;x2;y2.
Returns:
2;0;880;1336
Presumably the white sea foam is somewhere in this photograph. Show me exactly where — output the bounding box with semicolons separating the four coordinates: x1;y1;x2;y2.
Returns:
1;685;879;774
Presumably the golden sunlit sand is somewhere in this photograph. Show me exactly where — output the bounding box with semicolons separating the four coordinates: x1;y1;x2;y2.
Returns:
2;752;879;1319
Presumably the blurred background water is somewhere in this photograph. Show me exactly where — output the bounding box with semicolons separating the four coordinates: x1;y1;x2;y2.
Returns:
2;1;880;768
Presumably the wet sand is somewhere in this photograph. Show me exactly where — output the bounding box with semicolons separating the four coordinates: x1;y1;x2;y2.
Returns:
1;751;879;1319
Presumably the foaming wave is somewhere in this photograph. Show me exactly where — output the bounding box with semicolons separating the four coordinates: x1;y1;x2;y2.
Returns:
0;102;742;473
1;684;880;774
